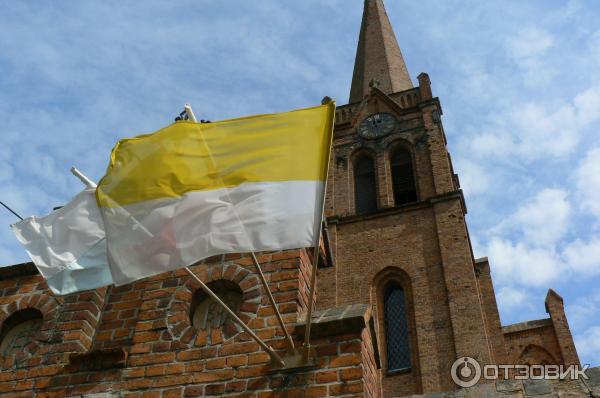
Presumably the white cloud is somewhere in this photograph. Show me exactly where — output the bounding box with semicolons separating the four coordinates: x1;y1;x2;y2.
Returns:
510;189;570;246
492;189;571;247
514;103;579;158
563;238;600;276
589;30;600;66
505;27;555;85
575;147;600;218
505;28;554;60
484;187;600;286
574;326;600;366
454;158;490;197
488;238;563;287
496;286;535;313
566;289;600;330
573;85;600;126
465;100;580;162
463;82;600;164
469;130;514;158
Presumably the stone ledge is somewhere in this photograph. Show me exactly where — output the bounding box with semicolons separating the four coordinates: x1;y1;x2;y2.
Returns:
328;189;466;225
502;318;553;334
296;304;372;338
296;303;381;369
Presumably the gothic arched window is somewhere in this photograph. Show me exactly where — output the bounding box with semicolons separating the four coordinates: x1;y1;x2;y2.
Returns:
354;155;377;214
0;309;43;358
390;148;417;205
384;284;411;371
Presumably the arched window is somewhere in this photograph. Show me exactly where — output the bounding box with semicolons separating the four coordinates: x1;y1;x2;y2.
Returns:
390;148;417;205
354;156;377;214
384;284;411;371
190;279;243;340
0;309;43;358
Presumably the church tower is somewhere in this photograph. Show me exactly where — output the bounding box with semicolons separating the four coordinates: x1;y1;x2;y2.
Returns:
0;1;584;397
317;0;581;396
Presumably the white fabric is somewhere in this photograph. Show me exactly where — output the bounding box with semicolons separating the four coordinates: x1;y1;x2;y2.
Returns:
103;180;323;285
11;189;113;295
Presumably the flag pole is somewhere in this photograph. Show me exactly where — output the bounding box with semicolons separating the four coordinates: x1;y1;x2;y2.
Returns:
250;253;296;353
70;166;286;367
70;167;97;188
302;96;335;362
184;104;296;354
302;221;322;361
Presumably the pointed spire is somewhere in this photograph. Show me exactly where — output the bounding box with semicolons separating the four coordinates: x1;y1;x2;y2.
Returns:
349;0;413;103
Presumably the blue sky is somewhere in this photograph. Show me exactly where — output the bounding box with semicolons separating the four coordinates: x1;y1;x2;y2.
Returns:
0;1;598;366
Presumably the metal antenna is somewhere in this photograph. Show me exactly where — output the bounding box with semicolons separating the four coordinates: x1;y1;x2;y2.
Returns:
0;200;24;220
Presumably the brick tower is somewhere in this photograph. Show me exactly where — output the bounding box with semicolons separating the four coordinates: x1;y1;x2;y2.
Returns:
0;1;586;397
317;0;582;396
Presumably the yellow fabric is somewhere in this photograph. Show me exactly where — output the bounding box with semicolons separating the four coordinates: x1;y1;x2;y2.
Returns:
97;103;335;208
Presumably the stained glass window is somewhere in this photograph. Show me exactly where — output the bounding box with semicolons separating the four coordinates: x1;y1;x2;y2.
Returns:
355;156;377;214
384;284;411;371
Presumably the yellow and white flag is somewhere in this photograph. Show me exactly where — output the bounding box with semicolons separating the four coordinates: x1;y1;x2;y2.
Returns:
97;103;335;285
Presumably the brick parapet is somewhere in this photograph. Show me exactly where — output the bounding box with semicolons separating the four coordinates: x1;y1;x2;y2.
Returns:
545;290;581;366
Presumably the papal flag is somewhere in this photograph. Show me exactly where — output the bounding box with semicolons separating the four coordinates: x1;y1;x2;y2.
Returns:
97;102;335;286
11;188;114;295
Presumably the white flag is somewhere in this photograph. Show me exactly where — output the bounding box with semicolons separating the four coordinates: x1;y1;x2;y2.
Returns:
11;188;113;295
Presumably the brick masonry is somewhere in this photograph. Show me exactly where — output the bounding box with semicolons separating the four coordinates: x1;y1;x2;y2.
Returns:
0;251;381;397
319;75;582;396
0;0;586;397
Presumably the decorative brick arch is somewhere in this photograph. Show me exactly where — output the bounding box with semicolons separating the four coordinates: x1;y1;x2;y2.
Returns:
518;344;557;366
165;263;261;347
0;292;59;369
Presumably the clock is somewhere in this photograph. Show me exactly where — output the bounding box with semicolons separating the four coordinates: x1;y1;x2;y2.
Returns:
358;113;397;139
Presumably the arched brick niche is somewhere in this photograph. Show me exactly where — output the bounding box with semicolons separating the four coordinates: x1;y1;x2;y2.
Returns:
165;263;261;347
0;292;59;369
519;344;557;366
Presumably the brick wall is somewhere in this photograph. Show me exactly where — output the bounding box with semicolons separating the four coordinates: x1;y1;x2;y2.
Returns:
0;250;381;398
503;322;563;367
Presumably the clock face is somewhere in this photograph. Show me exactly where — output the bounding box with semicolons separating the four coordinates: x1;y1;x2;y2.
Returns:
358;113;397;139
